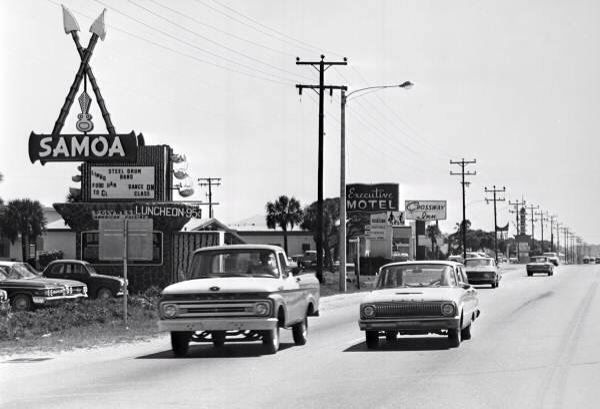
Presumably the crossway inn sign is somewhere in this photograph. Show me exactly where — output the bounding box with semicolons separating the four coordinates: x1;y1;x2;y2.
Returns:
28;7;139;164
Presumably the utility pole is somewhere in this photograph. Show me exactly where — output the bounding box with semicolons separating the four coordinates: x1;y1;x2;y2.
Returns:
450;158;477;261
525;204;539;252
536;210;547;253
296;55;347;283
549;215;557;252
556;221;561;257
508;197;526;235
485;185;506;263
198;177;221;218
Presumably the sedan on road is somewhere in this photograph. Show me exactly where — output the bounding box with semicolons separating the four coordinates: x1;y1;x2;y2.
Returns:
358;261;480;348
43;259;125;299
527;256;555;276
464;257;501;288
0;261;88;311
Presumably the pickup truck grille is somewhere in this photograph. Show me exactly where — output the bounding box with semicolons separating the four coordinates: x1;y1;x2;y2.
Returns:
164;300;271;318
373;302;444;318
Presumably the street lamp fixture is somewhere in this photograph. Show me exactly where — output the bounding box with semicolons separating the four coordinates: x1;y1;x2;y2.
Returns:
338;81;413;292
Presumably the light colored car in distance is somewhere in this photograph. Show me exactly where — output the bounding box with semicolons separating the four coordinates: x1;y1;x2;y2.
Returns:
542;252;560;266
358;261;480;348
527;256;555;276
448;255;464;264
464;257;501;288
158;244;320;357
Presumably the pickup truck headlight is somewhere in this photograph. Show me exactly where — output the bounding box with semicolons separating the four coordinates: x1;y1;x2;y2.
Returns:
162;303;179;319
362;305;376;318
253;302;271;316
441;303;456;317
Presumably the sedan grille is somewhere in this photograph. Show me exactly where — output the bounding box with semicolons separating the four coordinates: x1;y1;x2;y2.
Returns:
372;302;445;318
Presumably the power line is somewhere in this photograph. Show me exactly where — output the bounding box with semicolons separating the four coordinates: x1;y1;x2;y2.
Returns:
485;185;506;263
198;177;221;218
91;0;300;84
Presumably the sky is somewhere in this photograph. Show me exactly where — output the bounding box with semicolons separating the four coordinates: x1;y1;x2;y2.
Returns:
1;0;599;243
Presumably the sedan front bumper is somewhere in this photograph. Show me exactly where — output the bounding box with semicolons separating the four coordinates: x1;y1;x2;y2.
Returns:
158;317;278;332
359;317;461;332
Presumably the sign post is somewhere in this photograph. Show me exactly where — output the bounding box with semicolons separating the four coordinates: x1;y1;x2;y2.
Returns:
123;218;128;328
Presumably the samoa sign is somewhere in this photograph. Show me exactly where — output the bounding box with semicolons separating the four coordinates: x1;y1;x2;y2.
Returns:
28;132;138;164
405;200;447;221
346;183;399;214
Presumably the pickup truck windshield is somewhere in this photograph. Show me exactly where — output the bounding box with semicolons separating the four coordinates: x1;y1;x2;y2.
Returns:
377;264;457;289
190;250;280;279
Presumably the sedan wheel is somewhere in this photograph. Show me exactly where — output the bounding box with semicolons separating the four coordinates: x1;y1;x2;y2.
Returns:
171;331;191;357
262;326;280;354
12;294;33;311
212;331;226;348
96;287;113;299
448;328;461;348
292;317;308;345
365;331;379;349
385;331;397;342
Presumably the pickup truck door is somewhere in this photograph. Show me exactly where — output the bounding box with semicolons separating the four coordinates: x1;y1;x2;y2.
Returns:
277;252;305;324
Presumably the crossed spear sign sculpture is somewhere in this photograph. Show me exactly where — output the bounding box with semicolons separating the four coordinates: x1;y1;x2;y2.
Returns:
52;6;116;137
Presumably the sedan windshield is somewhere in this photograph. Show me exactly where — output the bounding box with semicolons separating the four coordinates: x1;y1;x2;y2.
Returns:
465;259;494;267
190;250;280;279
377;264;457;289
8;263;40;279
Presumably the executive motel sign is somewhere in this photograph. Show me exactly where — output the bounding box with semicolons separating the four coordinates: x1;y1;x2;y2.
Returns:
28;7;138;165
346;183;399;213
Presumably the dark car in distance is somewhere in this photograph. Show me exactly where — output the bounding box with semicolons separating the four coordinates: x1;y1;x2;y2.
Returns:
0;261;88;311
43;260;125;299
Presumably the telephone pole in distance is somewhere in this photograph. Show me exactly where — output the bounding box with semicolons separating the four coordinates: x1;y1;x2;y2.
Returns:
485;185;506;263
525;204;539;252
508;197;526;235
198;177;221;218
296;55;347;283
450;158;476;261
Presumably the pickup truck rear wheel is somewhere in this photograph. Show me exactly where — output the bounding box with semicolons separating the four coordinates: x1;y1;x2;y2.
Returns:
461;324;472;340
292;317;308;345
262;327;280;354
171;331;191;357
448;328;461;348
365;331;379;349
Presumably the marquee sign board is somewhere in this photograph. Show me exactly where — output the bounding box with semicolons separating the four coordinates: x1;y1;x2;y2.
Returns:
346;183;399;214
91;166;155;199
405;200;447;221
28;132;138;164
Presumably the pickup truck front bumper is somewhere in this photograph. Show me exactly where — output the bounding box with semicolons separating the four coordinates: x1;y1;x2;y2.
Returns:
158;317;278;332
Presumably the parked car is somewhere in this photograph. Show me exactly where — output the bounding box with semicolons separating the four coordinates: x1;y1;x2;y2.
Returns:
464;257;501;288
527;256;555;276
358;261;480;348
332;261;357;282
301;250;318;269
583;256;591;264
448;255;464;264
465;252;483;259
509;257;519;263
43;259;126;299
595;257;600;264
158;244;320;357
543;252;560;266
0;261;88;311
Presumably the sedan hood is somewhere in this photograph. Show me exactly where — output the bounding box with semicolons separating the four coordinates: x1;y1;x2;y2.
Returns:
0;277;81;289
162;277;284;295
361;287;464;304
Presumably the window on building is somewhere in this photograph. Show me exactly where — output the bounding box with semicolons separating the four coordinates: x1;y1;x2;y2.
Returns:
81;231;163;265
302;243;311;252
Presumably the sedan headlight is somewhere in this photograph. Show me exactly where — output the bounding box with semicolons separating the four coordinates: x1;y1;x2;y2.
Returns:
162;303;179;319
253;301;271;316
362;304;376;318
441;303;456;317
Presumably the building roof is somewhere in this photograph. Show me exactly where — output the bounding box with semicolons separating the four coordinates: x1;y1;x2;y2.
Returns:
193;244;285;254
45;219;72;231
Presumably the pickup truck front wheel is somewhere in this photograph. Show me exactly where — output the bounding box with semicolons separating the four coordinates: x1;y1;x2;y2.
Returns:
292;316;308;345
262;327;280;354
171;331;191;357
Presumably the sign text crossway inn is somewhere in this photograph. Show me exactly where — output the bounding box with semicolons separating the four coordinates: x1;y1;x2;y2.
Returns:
405;200;448;221
346;183;399;213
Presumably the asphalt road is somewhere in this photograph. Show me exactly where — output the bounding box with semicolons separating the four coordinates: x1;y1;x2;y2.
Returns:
2;263;599;409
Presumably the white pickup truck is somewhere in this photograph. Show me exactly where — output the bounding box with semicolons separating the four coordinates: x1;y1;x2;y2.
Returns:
158;244;320;356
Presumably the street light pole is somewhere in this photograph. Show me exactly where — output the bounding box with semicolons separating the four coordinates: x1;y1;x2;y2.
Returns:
338;82;413;292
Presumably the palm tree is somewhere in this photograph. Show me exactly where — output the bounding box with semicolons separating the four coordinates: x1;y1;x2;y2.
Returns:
426;223;441;259
265;195;303;254
0;199;47;262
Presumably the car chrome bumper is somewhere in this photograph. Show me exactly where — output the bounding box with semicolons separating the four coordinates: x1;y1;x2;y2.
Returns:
359;317;460;331
31;294;86;305
158;317;278;332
